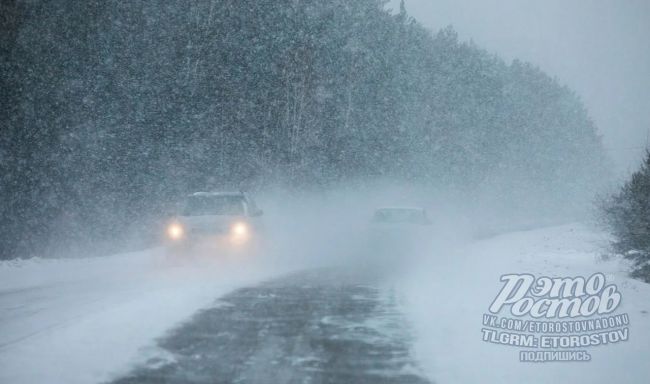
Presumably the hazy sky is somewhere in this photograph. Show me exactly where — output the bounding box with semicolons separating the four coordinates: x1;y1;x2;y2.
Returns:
388;0;650;175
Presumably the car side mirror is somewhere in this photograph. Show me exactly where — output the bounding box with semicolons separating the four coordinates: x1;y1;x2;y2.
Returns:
251;209;264;217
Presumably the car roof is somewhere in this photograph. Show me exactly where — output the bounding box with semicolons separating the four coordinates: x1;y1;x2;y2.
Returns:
189;191;245;198
374;206;425;212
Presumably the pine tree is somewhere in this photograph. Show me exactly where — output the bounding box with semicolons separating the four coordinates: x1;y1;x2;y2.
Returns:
602;151;650;282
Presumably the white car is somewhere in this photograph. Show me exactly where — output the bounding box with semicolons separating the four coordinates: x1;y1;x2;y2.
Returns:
368;207;431;263
371;207;431;226
164;192;264;252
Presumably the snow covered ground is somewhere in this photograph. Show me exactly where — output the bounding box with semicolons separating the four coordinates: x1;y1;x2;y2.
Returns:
0;249;293;384
1;223;648;384
401;223;650;384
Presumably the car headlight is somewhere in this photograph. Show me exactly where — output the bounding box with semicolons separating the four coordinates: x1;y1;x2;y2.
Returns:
166;222;184;240
231;221;249;237
229;221;251;245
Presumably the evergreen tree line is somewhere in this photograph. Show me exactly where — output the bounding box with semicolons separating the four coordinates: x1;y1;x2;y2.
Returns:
1;0;608;258
602;152;650;282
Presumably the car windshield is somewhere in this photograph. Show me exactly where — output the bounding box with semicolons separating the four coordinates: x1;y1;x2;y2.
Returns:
182;195;245;216
373;208;426;224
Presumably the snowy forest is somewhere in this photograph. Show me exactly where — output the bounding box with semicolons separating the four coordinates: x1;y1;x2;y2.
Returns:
1;0;609;259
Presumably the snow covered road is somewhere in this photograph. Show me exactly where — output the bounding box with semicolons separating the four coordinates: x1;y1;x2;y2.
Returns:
0;223;648;383
111;269;429;384
0;250;292;384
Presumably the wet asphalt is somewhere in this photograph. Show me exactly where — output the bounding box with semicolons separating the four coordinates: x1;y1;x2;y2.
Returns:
109;269;431;384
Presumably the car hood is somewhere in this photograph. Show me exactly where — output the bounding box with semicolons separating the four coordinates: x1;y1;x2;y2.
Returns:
179;215;244;234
